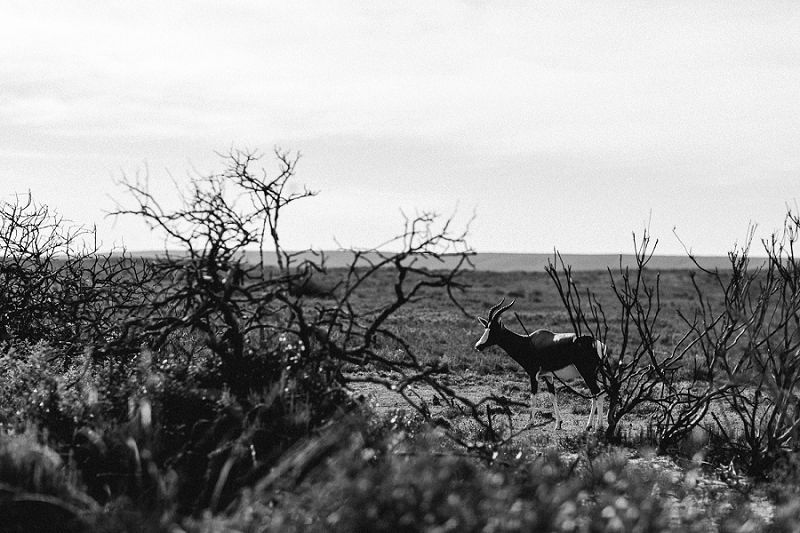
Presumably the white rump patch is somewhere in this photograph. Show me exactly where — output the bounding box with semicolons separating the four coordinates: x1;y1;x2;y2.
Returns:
595;340;607;359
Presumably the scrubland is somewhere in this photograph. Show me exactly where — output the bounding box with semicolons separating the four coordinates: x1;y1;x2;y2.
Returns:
2;151;800;532
2;264;797;532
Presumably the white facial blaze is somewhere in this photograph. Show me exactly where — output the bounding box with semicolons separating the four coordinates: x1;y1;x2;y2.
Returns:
475;327;491;350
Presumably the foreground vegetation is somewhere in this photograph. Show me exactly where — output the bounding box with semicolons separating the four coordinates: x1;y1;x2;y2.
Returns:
1;149;800;531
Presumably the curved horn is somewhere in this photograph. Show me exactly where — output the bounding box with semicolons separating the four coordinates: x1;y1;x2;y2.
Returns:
493;298;516;321
486;298;506;322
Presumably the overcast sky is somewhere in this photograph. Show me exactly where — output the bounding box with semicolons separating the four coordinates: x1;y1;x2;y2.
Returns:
2;1;798;256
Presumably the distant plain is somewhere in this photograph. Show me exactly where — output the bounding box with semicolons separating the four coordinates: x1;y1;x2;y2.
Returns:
131;250;738;272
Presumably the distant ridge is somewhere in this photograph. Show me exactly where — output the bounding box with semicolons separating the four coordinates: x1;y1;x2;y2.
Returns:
129;250;734;272
465;253;733;272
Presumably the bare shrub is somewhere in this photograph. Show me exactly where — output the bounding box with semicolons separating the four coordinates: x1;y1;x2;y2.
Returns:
544;211;800;473
676;212;800;475
105;148;531;511
0;193;151;360
546;230;682;440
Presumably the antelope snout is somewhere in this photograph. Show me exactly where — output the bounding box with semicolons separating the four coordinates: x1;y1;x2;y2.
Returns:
475;328;491;351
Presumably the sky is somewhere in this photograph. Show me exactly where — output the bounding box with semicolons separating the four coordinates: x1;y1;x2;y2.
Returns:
2;1;799;256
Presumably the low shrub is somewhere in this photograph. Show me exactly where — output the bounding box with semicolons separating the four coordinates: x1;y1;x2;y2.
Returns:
0;342;98;441
0;432;99;533
182;412;762;533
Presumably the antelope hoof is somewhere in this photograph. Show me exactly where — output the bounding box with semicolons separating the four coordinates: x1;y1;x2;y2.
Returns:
556;421;563;430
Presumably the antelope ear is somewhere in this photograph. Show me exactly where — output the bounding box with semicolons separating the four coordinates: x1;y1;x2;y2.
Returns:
478;317;489;327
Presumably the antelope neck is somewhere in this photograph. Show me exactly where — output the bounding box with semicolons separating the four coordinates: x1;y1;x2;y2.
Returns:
494;326;534;366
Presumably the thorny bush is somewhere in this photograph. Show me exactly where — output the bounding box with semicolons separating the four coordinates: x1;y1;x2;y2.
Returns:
1;148;520;521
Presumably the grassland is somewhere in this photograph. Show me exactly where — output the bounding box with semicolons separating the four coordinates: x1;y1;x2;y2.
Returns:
341;266;720;373
3;259;798;532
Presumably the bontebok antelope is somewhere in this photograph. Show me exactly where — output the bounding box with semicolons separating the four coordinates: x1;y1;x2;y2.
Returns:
475;299;606;430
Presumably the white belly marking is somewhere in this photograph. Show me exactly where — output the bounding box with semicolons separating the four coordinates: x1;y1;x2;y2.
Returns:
539;364;581;381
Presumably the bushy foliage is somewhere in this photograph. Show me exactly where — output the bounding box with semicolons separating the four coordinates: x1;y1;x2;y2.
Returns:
0;342;98;440
0;431;100;532
182;412;773;533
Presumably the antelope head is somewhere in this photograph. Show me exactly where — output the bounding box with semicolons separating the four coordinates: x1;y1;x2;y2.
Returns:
474;298;515;351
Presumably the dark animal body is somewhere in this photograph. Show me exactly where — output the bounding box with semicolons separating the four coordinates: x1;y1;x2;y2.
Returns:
475;299;605;430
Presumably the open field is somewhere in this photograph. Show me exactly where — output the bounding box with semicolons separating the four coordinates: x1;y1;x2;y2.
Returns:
334;266;724;372
333;264;717;431
2;240;798;531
